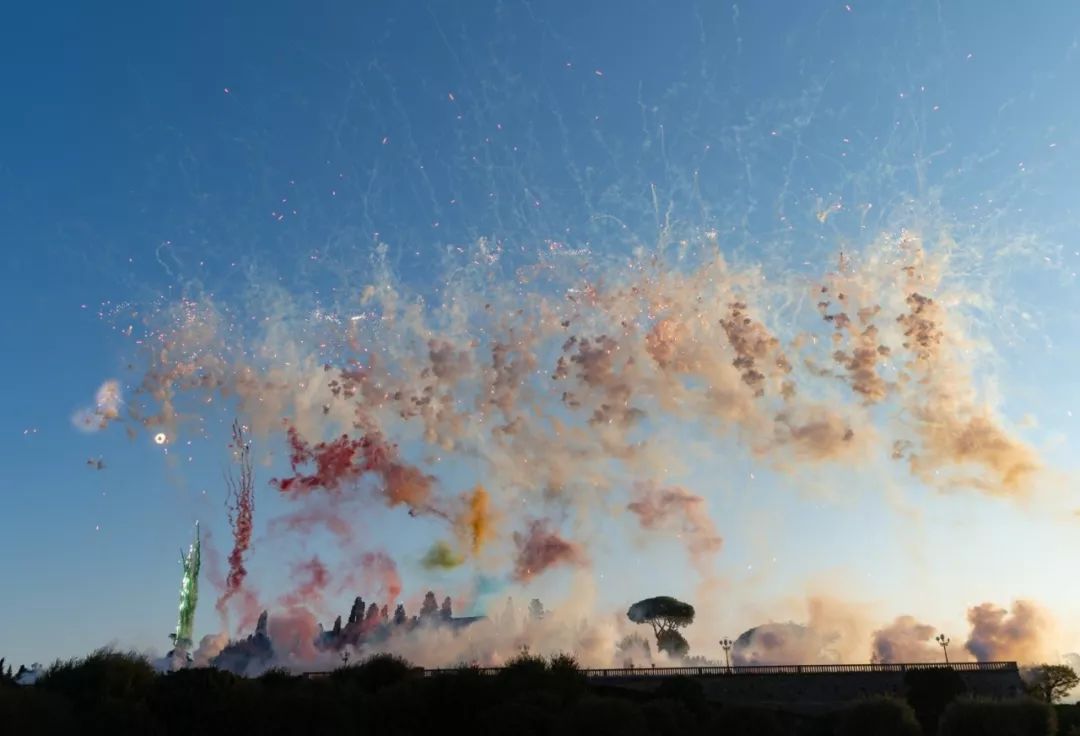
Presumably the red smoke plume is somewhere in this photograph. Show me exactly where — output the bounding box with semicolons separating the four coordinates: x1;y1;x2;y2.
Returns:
268;608;320;662
272;424;434;511
270;506;355;545
280;556;330;608
512;520;586;582
273;426;367;494
360;551;403;606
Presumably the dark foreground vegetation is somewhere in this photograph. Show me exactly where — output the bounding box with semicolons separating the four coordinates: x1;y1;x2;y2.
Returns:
2;650;1078;736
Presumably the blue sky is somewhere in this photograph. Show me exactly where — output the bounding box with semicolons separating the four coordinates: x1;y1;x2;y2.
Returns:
2;1;1080;667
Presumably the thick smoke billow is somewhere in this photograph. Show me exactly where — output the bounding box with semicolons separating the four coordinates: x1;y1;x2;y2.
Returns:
965;600;1050;664
731;597;874;666
871;616;939;664
72;379;122;432
733;623;823;666
193;633;229;667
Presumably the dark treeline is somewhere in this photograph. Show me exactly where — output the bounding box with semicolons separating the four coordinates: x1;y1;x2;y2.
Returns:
1;650;1078;736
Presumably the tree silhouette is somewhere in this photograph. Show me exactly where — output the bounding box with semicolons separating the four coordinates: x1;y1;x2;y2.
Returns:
626;597;695;656
440;596;453;621
393;603;407;625
420;591;439;620
656;630;690;657
0;657;15;687
529;598;546;621
347;596;365;626
1024;664;1079;703
903;666;967;735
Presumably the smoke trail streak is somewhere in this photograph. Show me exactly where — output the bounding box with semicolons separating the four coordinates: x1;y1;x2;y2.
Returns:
217;420;255;621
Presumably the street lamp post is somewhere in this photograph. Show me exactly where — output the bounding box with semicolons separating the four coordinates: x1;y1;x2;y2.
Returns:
720;638;733;671
935;634;951;665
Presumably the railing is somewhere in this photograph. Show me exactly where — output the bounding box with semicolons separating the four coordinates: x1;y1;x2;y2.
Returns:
419;661;1018;678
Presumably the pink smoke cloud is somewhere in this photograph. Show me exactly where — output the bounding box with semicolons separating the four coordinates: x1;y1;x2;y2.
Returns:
512;520;587;582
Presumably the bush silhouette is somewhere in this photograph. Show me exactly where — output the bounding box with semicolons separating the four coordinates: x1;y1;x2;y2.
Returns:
711;705;786;736
642;698;700;735
330;652;416;692
938;697;1057;736
655;674;705;708
479;693;557;736
904;665;968;734
4;648;1031;734
548;653;587;701
35;649;158;732
1058;704;1080;735
497;652;550;696
152;667;252;736
838;696;921;736
559;695;649;736
0;684;76;733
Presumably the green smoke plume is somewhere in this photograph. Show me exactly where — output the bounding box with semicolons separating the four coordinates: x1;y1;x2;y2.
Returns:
421;540;464;570
173;522;201;649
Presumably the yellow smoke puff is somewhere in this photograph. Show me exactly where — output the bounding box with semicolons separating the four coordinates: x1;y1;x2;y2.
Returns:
457;485;494;556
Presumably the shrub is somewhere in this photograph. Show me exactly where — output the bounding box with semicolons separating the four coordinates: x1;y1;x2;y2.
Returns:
0;685;75;732
549;653;587;700
642;698;699;735
837;696;921;736
655;675;705;710
36;648;159;731
904;665;967;734
496;652;550;696
479;695;556;736
938;697;1057;736
710;705;786;736
559;695;648;736
152;668;250;736
330;652;415;692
